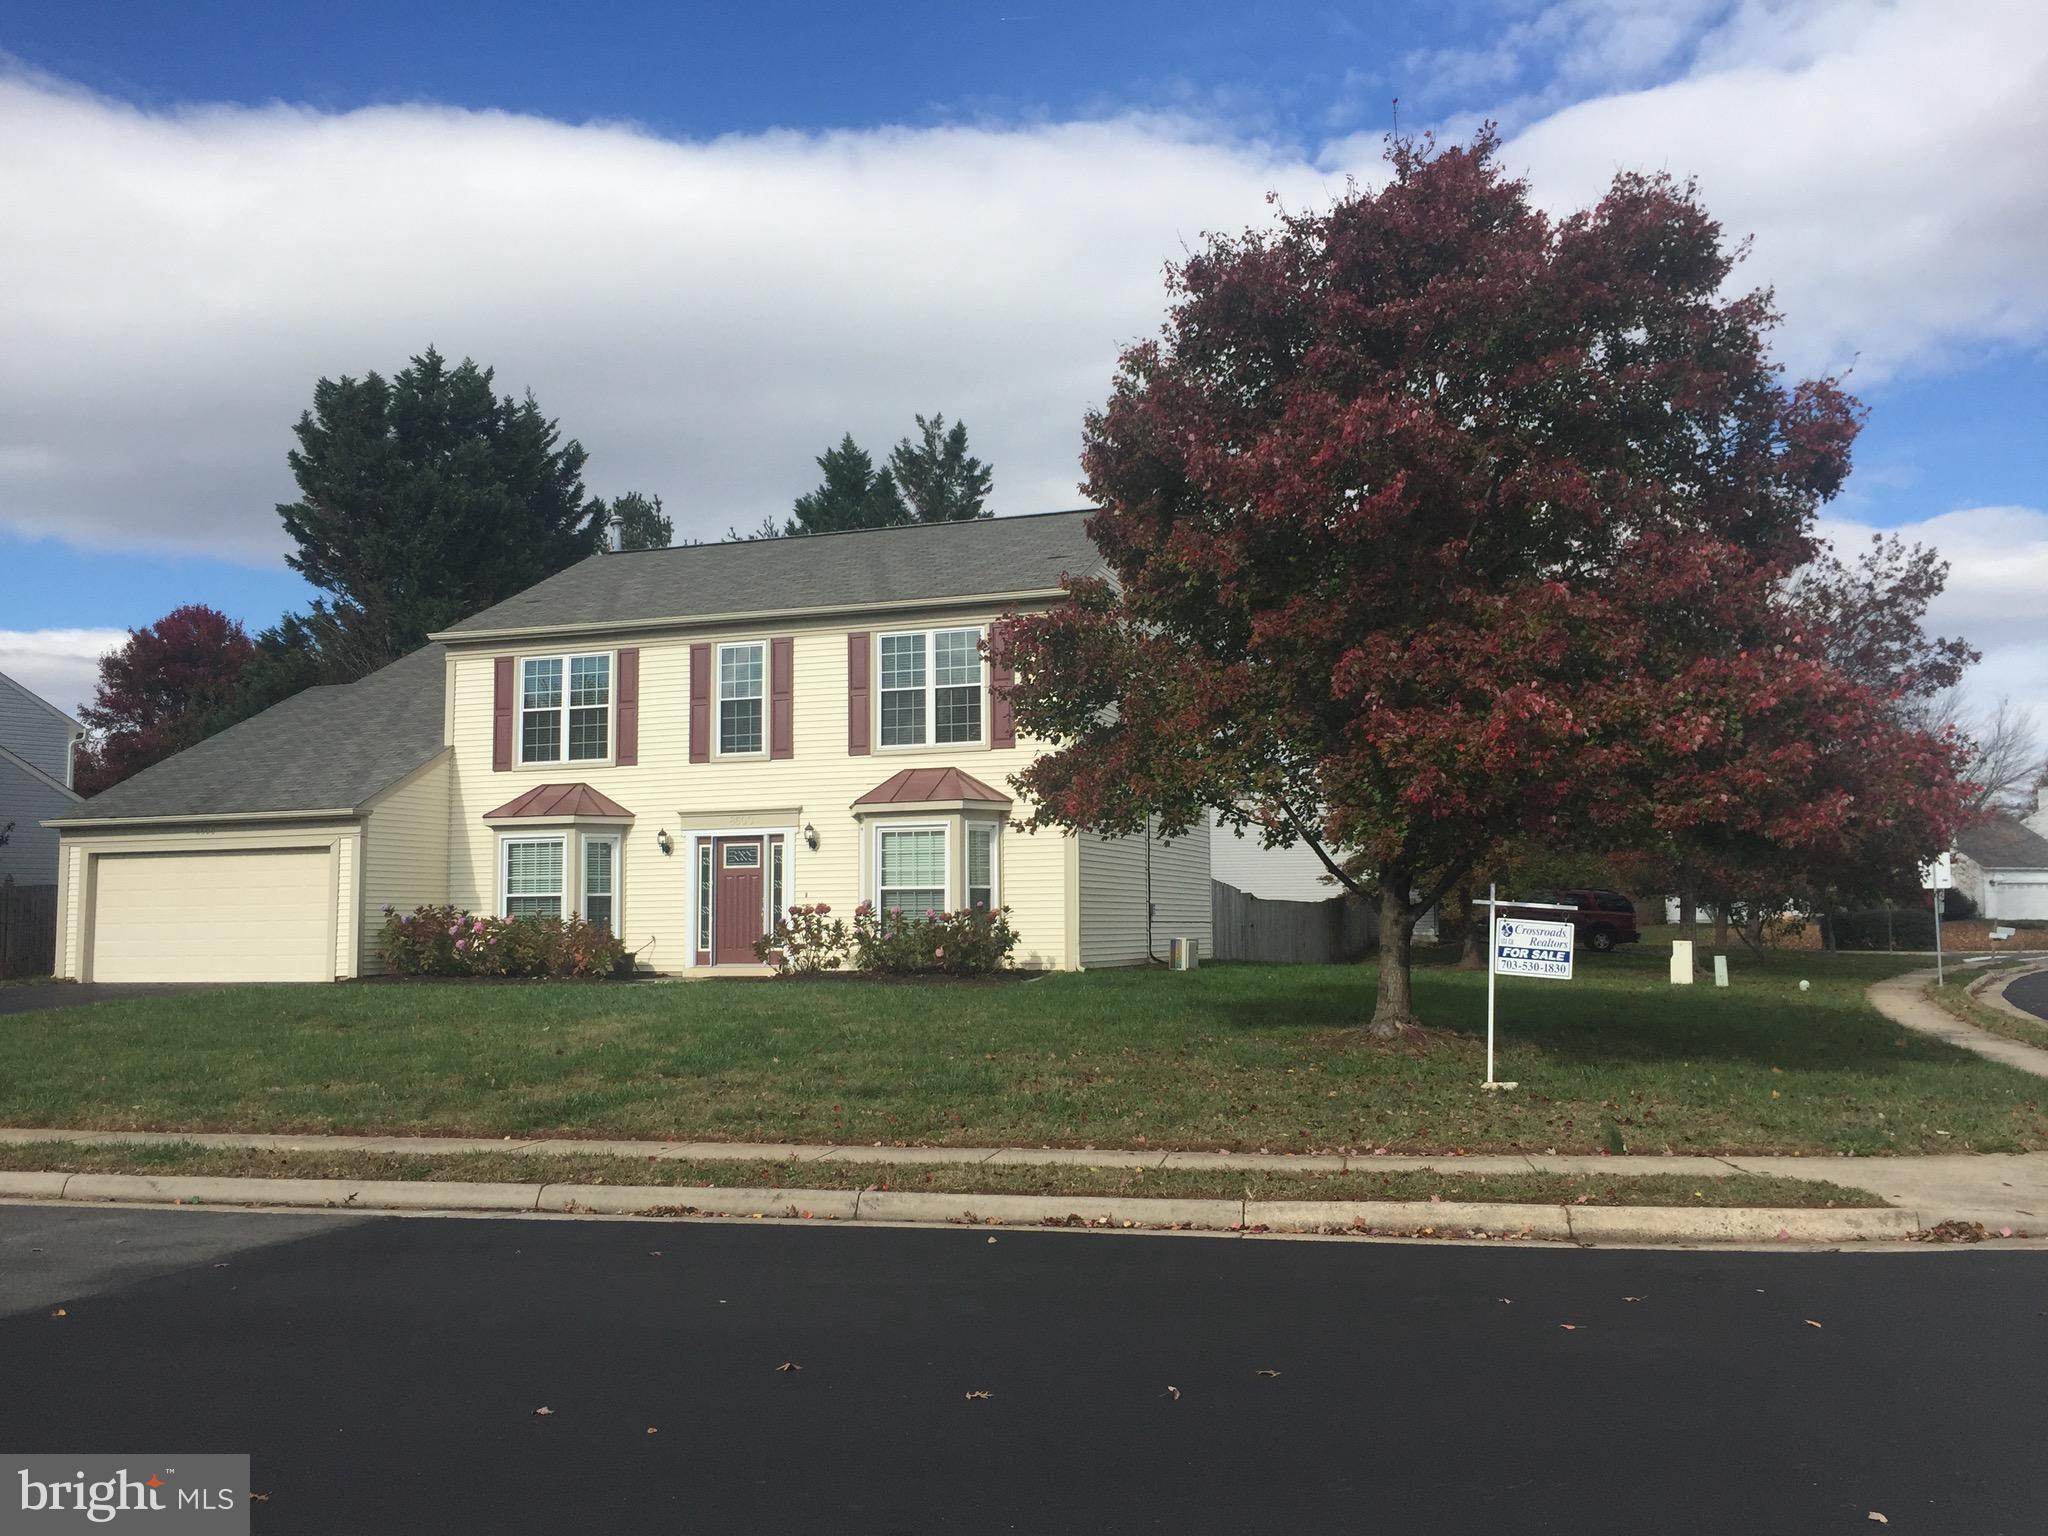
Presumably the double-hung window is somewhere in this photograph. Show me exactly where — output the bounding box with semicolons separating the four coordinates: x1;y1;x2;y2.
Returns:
520;653;611;763
877;627;982;747
718;642;765;756
966;823;998;911
582;835;618;933
878;827;947;920
503;837;566;919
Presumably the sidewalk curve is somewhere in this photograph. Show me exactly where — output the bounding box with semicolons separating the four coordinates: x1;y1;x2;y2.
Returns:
1867;969;2048;1079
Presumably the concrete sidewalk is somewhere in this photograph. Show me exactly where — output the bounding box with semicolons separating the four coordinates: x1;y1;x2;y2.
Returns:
2;1125;2044;1232
1871;967;2048;1078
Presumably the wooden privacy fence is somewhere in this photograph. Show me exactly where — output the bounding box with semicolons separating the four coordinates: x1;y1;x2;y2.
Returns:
1210;880;1377;964
0;881;58;979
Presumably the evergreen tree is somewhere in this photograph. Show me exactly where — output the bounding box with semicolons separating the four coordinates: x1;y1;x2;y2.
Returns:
889;413;994;522
786;434;908;534
602;490;673;551
277;347;601;673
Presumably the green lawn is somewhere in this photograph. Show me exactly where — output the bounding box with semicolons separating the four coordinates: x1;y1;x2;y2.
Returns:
2;948;2041;1154
0;1141;1882;1208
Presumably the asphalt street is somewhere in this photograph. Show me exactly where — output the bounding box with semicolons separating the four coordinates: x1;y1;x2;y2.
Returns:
2006;967;2048;1021
1;1204;2042;1535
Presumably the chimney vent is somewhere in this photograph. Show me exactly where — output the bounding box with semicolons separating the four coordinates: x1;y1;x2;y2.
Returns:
605;512;625;554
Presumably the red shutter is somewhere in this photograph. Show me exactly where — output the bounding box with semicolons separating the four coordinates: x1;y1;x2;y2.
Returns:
492;657;515;771
988;622;1016;750
770;636;794;760
614;647;640;766
689;643;710;762
846;632;870;756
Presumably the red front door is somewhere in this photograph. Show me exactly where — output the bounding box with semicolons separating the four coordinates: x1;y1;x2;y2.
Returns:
713;838;766;965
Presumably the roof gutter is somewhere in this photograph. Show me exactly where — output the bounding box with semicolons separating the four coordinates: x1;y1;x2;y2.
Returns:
427;587;1072;646
46;806;361;831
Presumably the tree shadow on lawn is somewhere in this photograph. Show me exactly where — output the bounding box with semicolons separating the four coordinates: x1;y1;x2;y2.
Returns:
1206;957;1959;1078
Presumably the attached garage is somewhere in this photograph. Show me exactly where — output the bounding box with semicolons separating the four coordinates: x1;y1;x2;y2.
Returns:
48;645;451;985
89;848;336;983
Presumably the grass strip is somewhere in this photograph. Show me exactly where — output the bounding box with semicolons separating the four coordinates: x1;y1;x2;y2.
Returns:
1926;972;2048;1053
0;1141;1885;1208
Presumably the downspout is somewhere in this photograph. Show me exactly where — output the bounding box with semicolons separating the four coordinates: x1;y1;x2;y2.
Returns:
1146;820;1159;964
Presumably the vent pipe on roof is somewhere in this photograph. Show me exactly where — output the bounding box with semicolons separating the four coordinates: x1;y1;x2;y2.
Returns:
605;512;625;554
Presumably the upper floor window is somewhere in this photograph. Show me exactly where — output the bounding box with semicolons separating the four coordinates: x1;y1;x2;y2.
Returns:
878;627;982;748
521;653;610;764
718;642;765;756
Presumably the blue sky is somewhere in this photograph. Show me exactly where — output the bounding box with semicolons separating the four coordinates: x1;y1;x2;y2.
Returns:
1;0;2043;721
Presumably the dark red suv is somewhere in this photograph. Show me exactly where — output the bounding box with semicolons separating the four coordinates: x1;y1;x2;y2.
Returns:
1505;889;1641;953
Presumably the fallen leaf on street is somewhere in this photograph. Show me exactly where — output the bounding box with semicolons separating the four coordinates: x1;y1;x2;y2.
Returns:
1256;1370;1282;1378
964;1390;992;1401
48;1309;66;1319
1163;1386;1181;1400
1623;1296;1645;1303
532;1407;553;1417
986;1236;998;1244
1867;1513;1887;1524
776;1362;803;1373
1498;1298;1512;1305
248;1493;270;1503
1559;1323;1580;1331
1804;1320;1823;1329
646;1428;658;1435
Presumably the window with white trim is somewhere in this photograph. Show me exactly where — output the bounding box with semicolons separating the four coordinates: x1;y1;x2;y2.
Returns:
582;835;618;933
696;842;713;952
520;653;611;764
878;826;948;920
877;627;982;747
503;837;566;919
718;642;765;756
967;822;998;912
770;836;785;921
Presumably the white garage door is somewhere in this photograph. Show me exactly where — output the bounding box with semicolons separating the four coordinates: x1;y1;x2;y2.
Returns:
91;849;334;983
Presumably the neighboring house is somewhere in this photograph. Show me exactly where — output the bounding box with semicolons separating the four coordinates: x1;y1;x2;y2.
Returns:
47;512;1212;982
0;669;84;885
1209;811;1341;904
1953;812;2048;922
2025;782;2048;842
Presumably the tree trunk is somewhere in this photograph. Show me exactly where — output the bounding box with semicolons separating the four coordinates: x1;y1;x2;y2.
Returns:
1713;905;1730;953
1369;881;1418;1039
1454;883;1485;970
1679;878;1700;962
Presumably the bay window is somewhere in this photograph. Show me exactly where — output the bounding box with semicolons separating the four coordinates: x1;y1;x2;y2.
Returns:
582;835;618;933
878;826;947;918
502;837;566;919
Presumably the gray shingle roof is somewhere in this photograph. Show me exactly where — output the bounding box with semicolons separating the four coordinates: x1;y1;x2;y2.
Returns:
438;509;1104;637
59;645;447;823
1957;813;2048;870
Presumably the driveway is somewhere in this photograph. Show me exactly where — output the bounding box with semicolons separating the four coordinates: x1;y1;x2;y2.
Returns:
0;981;200;1015
2008;967;2048;1021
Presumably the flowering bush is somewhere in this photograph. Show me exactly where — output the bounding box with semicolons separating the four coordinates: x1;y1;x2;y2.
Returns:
852;902;1019;976
754;900;1019;976
377;904;626;979
753;903;851;973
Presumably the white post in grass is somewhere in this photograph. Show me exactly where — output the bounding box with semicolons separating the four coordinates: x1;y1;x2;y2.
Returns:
1486;882;1500;1088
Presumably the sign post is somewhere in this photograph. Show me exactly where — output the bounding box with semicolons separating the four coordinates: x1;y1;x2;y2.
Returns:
1482;885;1578;1092
1919;852;1953;988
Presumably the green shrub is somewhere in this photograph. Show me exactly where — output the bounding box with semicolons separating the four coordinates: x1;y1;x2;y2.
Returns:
377;904;625;979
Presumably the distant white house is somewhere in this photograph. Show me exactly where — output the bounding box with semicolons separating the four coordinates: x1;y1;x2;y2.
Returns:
1208;811;1343;903
1954;807;2048;922
0;669;84;886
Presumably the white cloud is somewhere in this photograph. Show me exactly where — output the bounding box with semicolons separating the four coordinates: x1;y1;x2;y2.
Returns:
1814;504;2048;733
0;628;123;720
1;0;2043;569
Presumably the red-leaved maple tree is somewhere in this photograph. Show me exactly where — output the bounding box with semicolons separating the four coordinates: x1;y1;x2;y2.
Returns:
74;604;256;796
1002;132;1967;1035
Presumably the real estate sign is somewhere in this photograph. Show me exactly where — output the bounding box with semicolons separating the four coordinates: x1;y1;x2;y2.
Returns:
1493;917;1574;980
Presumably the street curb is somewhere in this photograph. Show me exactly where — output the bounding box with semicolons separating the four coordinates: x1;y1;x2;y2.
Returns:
1971;963;2048;1029
0;1170;1923;1245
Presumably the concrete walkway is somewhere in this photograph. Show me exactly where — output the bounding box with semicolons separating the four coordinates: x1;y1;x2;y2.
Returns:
1867;967;2048;1079
3;1125;2045;1231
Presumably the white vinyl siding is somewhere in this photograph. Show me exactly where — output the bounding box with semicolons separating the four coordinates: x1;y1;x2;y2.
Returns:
1077;819;1213;969
519;653;610;764
0;752;76;886
502;836;566;918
